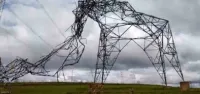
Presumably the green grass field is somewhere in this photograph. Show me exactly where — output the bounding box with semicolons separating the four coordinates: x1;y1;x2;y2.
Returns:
0;82;200;94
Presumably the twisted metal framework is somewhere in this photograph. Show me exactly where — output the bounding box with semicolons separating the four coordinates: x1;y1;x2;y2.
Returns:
0;0;184;87
0;36;85;82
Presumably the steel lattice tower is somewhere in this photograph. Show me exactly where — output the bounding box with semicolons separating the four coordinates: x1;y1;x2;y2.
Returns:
70;0;184;86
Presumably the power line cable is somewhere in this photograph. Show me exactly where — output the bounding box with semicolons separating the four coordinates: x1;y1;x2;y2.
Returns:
7;8;54;50
35;0;66;39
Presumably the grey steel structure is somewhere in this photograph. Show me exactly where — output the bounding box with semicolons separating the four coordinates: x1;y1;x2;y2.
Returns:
70;0;184;86
0;0;184;86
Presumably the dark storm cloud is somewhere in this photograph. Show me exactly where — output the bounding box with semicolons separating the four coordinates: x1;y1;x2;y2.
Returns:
180;48;200;62
112;56;152;70
72;55;152;70
184;61;200;73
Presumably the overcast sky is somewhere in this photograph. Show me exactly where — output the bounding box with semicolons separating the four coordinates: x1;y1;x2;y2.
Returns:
0;0;200;85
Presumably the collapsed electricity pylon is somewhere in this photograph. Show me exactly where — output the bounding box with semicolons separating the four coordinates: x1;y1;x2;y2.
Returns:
69;0;184;86
0;0;184;89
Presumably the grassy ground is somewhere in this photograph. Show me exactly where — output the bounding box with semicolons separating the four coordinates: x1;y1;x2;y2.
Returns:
0;82;200;94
